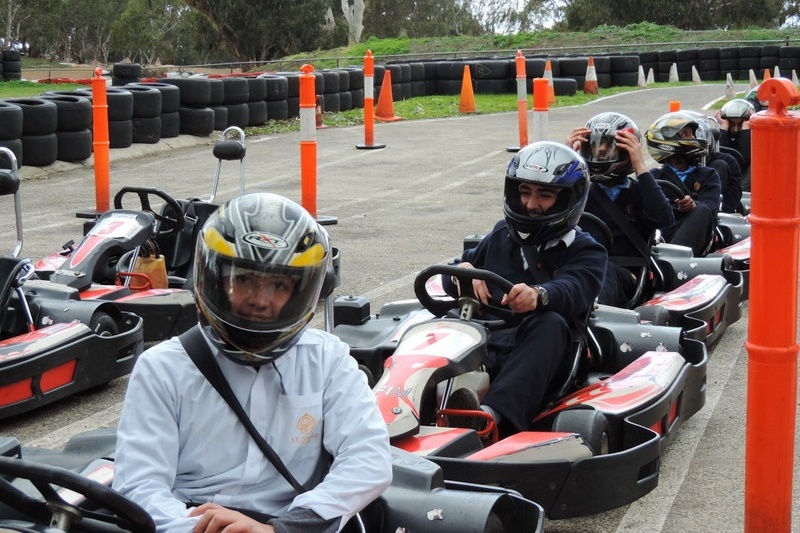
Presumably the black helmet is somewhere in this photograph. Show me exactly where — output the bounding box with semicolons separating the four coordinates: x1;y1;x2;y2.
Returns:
194;193;330;365
720;98;756;120
645;111;708;164
503;141;589;245
581;112;639;182
744;87;768;112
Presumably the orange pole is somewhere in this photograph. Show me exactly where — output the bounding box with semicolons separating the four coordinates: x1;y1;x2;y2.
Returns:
744;77;800;533
669;100;681;112
91;68;110;213
356;50;385;150
299;64;317;218
507;50;528;152
531;77;549;142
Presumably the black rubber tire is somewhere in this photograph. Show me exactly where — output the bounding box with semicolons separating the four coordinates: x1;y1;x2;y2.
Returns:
610;55;640;73
2;49;20;61
211;105;229;131
129;82;181;113
224;102;249;128
246;76;267;101
0;138;23;167
2;72;21;82
109;119;133;149
246;100;268;126
160;111;180;138
208;78;225;105
611;71;639;87
20;133;58;167
113;63;142;80
90;311;120;336
320;69;340;93
39;94;92;131
338;91;353;111
56;129;92;161
350;88;363;109
286;97;299;118
160;77;212;107
343;67;364;90
5;98;58;136
553;77;577;96
132;116;162;144
2;60;21;73
0;101;23;140
221;76;249;104
323;92;340;113
635;304;672;326
267;100;289;121
125;85;162;118
335;69;350;91
262;74;289;101
552;408;610;456
178;106;214;136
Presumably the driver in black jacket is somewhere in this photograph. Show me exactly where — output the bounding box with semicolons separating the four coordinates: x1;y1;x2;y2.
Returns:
442;141;606;437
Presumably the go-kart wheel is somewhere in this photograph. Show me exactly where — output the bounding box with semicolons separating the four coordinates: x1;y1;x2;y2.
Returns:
113;186;185;238
635;304;671;326
0;456;155;533
552;408;610;456
414;265;520;330
89;312;120;337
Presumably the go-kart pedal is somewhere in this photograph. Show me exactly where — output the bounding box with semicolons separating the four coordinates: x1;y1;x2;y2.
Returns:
441;388;498;442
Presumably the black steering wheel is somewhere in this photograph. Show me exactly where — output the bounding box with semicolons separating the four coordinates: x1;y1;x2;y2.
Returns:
414;264;521;330
0;455;155;533
656;179;691;208
114;186;185;238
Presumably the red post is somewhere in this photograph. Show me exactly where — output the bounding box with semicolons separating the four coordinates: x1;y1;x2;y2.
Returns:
744;77;800;533
91;68;110;213
356;50;385;150
531;77;549;142
507;50;528;152
669;100;681;112
299;64;317;218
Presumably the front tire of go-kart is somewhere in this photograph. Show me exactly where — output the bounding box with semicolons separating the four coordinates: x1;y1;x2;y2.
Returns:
90;311;120;337
552;408;610;456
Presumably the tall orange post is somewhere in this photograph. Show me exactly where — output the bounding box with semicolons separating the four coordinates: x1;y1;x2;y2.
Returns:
91;68;110;213
531;77;549;142
669;100;681;112
356;50;385;150
507;50;528;153
299;64;318;218
744;77;800;533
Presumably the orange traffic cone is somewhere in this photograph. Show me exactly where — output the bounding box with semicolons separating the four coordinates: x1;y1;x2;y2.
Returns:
375;69;402;122
543;59;556;105
583;56;598;95
459;65;476;113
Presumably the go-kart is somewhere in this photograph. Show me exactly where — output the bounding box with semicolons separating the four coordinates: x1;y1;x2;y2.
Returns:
0;147;143;420
333;264;708;519
0;427;544;533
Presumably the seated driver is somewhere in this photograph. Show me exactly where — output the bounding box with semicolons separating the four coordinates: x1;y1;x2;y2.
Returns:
442;141;606;437
113;193;392;533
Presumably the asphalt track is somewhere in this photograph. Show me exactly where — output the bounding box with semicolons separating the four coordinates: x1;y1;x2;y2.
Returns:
3;82;799;532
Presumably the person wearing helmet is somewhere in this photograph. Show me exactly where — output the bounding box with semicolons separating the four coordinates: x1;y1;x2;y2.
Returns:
716;98;755;191
114;193;392;533
442;141;606;436
567;112;673;307
689;110;746;215
646;111;722;256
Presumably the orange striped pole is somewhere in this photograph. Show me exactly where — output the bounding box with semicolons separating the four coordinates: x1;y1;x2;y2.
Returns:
356;50;385;150
531;77;549;142
507;50;528;152
744;77;800;533
299;64;317;218
91;67;110;213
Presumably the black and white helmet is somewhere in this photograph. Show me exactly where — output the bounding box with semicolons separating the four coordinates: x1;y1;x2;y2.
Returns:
504;141;590;245
645;111;708;164
721;98;756;121
581;112;639;182
194;193;330;365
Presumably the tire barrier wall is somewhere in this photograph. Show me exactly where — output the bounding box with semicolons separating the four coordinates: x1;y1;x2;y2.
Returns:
6;47;800;169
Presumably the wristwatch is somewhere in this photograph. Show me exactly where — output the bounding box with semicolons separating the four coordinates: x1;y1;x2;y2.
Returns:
533;285;549;307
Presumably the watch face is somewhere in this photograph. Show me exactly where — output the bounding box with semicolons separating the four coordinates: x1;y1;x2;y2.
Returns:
537;286;549;306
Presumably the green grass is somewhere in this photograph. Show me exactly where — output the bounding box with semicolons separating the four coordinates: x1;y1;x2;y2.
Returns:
0;80;85;98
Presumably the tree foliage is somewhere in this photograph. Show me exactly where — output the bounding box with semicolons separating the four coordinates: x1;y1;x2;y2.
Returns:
363;0;482;38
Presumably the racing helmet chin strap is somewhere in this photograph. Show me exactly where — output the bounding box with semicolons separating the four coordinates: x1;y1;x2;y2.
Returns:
179;325;309;494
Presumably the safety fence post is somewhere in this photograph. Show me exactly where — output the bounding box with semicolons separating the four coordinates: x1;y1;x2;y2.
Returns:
531;77;549;142
89;67;110;214
506;50;528;153
356;50;385;150
744;76;800;533
299;64;318;219
669;100;681;112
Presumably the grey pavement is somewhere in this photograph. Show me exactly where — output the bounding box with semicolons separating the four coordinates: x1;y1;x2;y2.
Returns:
4;82;800;532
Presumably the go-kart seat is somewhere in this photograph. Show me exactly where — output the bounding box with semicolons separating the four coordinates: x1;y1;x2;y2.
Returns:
156;200;220;283
0;257;31;333
541;306;595;406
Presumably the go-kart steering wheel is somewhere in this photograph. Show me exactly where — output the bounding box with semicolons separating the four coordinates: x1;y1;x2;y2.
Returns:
114;186;185;238
414;264;521;330
0;455;155;533
656;179;691;209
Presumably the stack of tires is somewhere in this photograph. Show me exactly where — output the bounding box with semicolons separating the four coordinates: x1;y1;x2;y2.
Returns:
319;69;341;113
2;50;22;81
39;94;92;162
221;76;250;128
435;60;468;95
638;51;659;82
207;78;226;131
245;76;268;126
697;48;721;81
4;98;58;167
737;46;761;80
125;85;162;144
779;46;800;79
336;68;352;112
718;47;739;80
0;101;23;165
759;45;781;78
343;67;364;108
262;74;291;121
127;81;181;139
609;55;640;86
657;50;678;82
160;77;214;136
112;63;142;86
471;59;511;94
675;48;699;82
